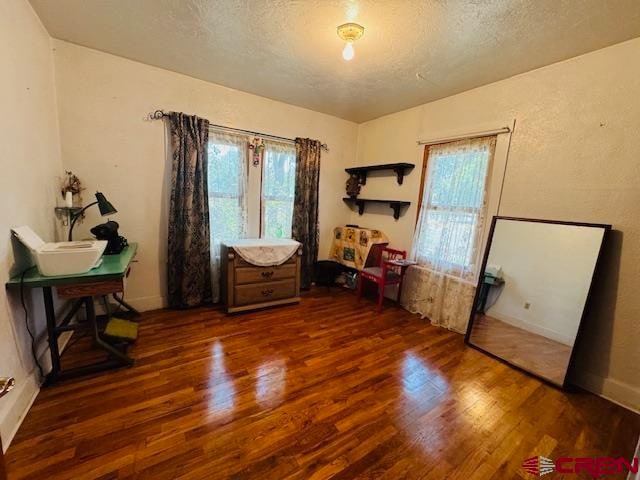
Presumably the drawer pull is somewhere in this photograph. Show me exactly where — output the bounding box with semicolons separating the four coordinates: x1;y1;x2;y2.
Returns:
261;271;275;279
261;289;274;296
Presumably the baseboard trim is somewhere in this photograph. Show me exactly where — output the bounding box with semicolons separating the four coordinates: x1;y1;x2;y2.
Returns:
487;309;574;346
126;294;166;312
94;294;167;317
1;329;74;451
574;371;640;414
0;374;39;453
108;294;166;312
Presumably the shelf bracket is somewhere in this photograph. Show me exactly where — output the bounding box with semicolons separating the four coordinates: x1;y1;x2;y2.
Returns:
393;167;406;185
357;172;367;185
356;200;366;215
390;202;401;220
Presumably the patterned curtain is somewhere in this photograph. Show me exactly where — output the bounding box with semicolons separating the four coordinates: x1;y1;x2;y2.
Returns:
401;267;477;333
292;138;322;289
167;112;212;308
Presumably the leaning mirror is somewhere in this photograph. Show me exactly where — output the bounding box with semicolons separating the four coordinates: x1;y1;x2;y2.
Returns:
465;217;610;387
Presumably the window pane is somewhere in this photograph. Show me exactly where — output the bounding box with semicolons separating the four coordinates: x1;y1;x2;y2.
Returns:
429;150;489;209
416;209;478;267
209;197;244;241
262;143;296;238
263;149;296;198
208;137;247;242
208;143;243;196
263;200;294;239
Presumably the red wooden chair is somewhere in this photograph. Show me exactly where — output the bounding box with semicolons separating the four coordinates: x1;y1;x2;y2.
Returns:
357;247;407;312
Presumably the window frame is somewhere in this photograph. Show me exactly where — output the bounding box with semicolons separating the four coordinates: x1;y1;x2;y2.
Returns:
413;137;495;275
259;141;297;239
207;131;297;241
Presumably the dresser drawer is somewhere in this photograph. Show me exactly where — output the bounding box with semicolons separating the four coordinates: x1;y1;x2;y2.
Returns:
235;264;296;285
234;279;296;306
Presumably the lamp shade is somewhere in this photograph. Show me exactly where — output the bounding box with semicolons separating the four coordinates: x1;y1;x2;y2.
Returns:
95;192;117;216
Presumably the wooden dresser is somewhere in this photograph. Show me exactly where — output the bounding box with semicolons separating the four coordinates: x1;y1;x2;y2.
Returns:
221;241;302;313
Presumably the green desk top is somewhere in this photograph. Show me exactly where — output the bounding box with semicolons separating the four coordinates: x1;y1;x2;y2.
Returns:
6;243;138;288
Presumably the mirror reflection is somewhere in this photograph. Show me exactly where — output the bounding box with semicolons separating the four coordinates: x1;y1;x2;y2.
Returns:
467;218;608;386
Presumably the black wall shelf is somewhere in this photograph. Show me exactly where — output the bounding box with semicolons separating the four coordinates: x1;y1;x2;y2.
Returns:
343;198;411;220
345;162;415;185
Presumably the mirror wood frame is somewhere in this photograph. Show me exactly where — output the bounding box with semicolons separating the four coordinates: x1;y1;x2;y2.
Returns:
464;216;611;389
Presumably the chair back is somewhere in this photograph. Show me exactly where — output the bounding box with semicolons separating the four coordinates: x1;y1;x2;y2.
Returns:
381;248;407;277
380;247;407;265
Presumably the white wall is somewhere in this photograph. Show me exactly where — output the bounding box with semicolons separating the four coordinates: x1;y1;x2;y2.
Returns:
486;220;605;346
0;0;63;449
353;37;640;410
52;40;358;311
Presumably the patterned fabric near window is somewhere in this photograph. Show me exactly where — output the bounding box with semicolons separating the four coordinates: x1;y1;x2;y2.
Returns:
400;265;476;333
292;138;322;289
167;112;212;308
411;136;496;282
328;226;388;271
404;136;496;331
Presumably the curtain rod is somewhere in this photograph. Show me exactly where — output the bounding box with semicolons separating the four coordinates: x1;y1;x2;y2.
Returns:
149;110;328;151
416;126;511;146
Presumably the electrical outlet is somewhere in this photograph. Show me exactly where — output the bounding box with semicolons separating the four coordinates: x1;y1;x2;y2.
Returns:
524;302;531;310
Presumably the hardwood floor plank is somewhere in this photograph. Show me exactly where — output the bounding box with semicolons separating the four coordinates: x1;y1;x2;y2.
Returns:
5;289;639;479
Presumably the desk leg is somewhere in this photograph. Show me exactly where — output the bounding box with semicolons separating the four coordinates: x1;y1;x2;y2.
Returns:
102;296;112;321
111;294;139;316
43;287;60;383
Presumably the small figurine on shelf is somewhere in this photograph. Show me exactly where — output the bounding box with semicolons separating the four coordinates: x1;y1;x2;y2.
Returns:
56;171;85;229
346;173;361;198
60;171;83;207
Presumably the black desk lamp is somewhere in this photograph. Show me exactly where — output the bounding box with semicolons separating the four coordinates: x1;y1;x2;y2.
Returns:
68;192;117;241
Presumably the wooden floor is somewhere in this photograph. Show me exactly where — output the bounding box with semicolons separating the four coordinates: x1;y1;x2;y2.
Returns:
469;315;573;385
6;289;639;479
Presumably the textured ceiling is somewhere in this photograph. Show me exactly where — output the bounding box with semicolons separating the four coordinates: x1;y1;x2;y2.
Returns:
30;0;640;122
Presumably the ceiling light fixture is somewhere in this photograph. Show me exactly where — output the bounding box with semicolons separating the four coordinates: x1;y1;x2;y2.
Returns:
337;22;364;61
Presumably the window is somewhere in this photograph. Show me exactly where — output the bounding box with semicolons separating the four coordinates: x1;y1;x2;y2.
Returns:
207;132;248;242
261;141;296;238
207;131;248;301
412;136;496;281
207;134;296;242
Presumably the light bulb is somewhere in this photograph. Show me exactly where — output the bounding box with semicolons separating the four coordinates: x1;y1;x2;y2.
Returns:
342;42;355;61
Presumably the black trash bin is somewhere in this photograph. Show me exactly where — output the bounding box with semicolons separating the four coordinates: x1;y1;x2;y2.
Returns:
314;260;345;288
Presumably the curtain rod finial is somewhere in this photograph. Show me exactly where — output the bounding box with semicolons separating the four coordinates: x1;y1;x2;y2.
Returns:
146;109;166;121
